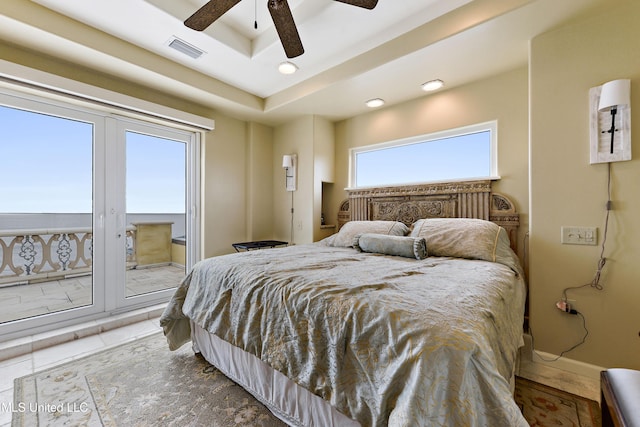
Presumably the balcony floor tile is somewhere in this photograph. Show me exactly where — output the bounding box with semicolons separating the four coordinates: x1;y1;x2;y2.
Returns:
0;265;184;324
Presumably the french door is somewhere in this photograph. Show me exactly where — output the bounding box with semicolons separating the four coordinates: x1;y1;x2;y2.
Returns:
0;91;199;340
108;118;198;311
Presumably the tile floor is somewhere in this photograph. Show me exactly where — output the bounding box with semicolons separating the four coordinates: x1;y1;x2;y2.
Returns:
0;315;601;427
0;265;185;324
0;307;164;427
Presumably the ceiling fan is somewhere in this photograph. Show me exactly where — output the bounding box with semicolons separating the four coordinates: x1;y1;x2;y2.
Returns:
184;0;379;58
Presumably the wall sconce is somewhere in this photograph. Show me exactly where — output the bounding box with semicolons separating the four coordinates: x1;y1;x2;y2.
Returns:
282;154;297;191
590;79;632;164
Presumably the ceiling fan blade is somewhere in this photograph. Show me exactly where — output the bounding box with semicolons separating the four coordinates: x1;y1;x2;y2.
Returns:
268;0;304;58
334;0;378;9
184;0;242;31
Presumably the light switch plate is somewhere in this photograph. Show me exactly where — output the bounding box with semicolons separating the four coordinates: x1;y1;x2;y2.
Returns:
561;226;598;245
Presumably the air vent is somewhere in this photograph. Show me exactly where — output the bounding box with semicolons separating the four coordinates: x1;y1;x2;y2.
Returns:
167;37;205;59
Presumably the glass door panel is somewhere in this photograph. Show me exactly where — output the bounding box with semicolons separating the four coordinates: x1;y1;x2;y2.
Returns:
0;91;198;341
124;130;186;298
0;104;95;324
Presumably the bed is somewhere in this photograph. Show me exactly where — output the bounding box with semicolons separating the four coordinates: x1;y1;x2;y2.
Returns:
160;180;528;426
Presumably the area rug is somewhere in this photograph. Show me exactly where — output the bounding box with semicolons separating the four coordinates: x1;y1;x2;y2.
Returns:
13;333;285;427
13;332;601;426
514;376;601;427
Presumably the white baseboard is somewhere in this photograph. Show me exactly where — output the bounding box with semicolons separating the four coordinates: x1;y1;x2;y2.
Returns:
522;333;604;381
531;350;604;380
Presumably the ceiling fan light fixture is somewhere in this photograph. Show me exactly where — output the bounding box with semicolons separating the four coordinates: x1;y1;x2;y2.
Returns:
421;79;444;92
278;61;298;74
366;98;385;108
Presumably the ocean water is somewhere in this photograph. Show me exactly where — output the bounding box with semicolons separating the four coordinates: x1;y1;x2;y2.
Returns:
0;213;185;236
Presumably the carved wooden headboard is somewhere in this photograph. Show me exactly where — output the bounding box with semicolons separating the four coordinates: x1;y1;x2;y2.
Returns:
339;180;520;252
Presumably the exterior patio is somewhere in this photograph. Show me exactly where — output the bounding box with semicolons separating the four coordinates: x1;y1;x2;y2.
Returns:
0;217;187;325
0;264;185;324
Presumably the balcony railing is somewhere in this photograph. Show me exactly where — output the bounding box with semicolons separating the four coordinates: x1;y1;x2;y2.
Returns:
0;227;136;286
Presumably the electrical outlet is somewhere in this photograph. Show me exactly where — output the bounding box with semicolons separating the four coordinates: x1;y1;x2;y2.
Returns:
561;226;597;245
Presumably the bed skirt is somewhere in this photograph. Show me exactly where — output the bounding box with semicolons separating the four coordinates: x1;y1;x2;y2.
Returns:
191;321;360;427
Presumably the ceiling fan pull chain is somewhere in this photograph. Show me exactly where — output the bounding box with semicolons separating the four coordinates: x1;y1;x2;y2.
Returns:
254;0;258;29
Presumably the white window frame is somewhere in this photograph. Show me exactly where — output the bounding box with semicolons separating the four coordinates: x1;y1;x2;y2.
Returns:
109;116;200;312
0;83;203;340
0;89;109;336
349;121;499;189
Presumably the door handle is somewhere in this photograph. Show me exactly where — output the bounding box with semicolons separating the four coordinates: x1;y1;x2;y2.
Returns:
117;214;125;238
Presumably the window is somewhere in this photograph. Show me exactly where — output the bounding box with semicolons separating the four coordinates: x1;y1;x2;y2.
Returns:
0;88;201;340
350;121;498;188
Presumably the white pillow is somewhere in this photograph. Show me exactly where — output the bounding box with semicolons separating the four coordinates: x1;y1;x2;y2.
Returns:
329;221;409;247
410;218;510;262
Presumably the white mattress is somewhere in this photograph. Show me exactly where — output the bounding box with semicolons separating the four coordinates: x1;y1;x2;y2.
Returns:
191;321;360;427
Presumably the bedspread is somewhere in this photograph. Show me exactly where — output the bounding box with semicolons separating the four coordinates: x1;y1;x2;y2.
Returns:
161;243;527;426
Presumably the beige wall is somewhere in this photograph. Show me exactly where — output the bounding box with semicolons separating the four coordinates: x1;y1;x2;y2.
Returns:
246;122;275;242
530;0;640;370
312;116;336;241
201;114;249;258
0;41;217;121
333;67;530;253
202;119;275;257
271;115;336;244
273;116;315;244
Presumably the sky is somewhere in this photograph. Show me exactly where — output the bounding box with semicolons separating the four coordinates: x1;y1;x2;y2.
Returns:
1;103;488;214
126;131;186;213
0;105;186;214
355;131;491;187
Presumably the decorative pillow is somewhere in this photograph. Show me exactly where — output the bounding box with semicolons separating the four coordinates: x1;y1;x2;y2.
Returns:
329;220;409;247
354;233;428;260
409;218;510;262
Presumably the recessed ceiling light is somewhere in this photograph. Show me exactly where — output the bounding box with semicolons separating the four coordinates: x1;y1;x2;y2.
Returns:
421;79;444;92
278;61;298;74
366;98;385;108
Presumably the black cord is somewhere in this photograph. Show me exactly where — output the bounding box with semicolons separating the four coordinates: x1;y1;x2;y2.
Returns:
541;162;612;360
561;161;611;301
529;311;589;362
528;164;612;360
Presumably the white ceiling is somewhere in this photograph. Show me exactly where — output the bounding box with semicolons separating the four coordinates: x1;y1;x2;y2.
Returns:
2;0;608;125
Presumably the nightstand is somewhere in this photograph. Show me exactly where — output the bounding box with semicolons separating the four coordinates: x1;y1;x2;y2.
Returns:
232;240;288;252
